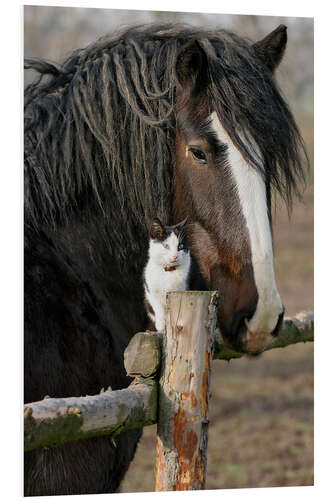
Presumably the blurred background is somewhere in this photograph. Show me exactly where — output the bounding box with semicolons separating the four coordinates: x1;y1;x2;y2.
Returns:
24;5;314;492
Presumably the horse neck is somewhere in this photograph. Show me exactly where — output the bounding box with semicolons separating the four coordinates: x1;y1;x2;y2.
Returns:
27;206;149;301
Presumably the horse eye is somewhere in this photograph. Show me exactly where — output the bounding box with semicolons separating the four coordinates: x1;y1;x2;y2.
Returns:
189;147;207;164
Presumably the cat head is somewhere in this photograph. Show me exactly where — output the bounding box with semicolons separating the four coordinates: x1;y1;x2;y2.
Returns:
149;218;189;268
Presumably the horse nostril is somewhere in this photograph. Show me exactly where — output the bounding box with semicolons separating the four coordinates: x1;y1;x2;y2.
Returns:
232;307;256;340
271;309;285;337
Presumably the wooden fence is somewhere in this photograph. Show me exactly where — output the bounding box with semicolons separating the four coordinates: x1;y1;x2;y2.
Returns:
24;291;314;491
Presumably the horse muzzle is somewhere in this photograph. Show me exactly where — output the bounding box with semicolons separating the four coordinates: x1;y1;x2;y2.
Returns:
217;307;284;354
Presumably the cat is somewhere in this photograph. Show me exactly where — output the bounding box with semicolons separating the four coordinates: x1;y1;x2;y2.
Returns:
144;217;191;332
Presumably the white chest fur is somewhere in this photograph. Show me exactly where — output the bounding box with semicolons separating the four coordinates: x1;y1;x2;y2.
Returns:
144;234;191;331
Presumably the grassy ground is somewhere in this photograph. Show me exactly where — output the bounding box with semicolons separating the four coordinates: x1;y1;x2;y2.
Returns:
121;115;314;493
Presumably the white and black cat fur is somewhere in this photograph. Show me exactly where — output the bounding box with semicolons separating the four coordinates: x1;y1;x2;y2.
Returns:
144;218;191;332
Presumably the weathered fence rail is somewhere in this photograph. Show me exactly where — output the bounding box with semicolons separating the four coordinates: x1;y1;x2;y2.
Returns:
24;381;157;452
24;291;313;491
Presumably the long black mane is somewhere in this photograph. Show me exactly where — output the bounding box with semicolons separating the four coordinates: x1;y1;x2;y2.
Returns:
25;24;306;237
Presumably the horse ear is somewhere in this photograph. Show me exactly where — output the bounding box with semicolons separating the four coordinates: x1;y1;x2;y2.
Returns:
175;40;207;90
150;218;164;240
252;25;287;72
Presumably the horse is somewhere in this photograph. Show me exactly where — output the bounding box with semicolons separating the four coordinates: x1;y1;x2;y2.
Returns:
24;23;306;495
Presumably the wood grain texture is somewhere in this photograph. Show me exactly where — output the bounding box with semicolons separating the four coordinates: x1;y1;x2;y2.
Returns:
155;291;219;491
124;331;162;378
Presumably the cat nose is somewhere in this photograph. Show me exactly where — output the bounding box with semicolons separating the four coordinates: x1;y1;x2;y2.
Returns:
172;254;178;261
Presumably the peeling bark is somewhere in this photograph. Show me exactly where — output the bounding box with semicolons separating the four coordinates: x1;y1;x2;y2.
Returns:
155;291;219;491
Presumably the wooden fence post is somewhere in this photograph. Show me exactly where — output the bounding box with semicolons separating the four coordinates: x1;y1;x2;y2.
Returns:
155;291;218;491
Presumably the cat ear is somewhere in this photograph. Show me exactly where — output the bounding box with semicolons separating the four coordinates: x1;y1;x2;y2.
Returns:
174;217;188;231
150;218;164;240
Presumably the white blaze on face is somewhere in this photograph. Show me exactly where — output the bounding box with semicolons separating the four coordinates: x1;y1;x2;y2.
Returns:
210;112;283;337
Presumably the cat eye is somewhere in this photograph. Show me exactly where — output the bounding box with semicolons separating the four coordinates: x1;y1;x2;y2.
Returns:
178;243;184;251
164;243;170;249
188;147;207;165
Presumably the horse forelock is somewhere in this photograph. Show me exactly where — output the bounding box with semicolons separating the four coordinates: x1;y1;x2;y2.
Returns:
24;23;307;236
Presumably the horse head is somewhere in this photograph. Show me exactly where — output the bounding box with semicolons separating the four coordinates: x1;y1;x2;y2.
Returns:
173;26;303;353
